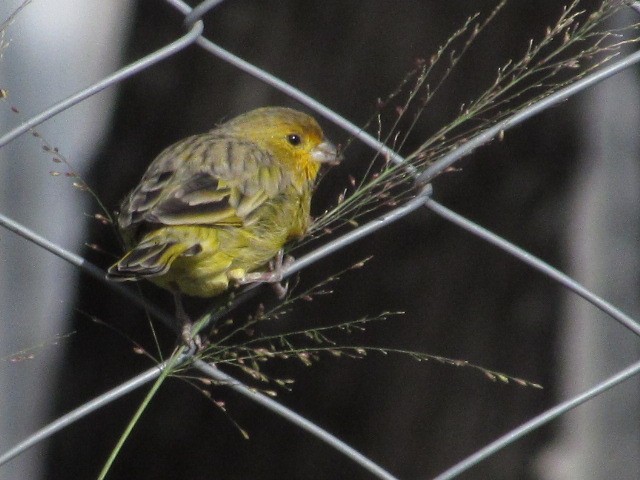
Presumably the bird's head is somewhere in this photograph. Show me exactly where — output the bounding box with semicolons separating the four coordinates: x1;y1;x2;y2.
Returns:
220;107;341;181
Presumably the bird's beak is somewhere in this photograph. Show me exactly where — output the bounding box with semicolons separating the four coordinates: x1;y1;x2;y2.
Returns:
311;140;342;166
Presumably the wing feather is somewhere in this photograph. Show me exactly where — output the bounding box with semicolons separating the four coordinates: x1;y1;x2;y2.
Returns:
118;134;290;234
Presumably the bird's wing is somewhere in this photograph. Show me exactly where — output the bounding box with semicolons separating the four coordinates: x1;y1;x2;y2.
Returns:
119;134;292;231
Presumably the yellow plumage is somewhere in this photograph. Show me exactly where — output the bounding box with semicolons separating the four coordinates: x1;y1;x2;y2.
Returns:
107;107;339;299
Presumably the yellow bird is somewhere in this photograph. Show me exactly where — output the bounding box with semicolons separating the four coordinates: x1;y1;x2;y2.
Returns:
107;107;339;340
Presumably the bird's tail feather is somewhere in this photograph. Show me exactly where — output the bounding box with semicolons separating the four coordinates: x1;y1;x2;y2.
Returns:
107;233;201;281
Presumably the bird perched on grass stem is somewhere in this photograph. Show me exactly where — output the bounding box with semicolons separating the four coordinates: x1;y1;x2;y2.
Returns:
107;107;340;344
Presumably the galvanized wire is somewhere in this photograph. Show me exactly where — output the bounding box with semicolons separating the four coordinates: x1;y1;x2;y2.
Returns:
194;360;400;480
416;44;640;185
433;358;640;480
0;1;639;479
0;20;204;148
0;364;167;466
425;200;640;337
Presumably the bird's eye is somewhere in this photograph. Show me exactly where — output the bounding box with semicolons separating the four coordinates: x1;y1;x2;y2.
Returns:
286;134;302;146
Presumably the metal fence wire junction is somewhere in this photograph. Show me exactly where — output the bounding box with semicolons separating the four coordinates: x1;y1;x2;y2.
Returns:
1;1;640;479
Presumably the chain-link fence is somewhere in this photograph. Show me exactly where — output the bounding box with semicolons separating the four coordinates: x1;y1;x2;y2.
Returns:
1;1;640;478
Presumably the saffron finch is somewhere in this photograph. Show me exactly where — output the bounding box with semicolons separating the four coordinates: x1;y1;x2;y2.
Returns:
107;107;339;338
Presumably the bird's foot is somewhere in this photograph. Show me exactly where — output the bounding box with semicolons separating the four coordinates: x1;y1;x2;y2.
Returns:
234;250;294;298
181;321;203;351
173;290;203;350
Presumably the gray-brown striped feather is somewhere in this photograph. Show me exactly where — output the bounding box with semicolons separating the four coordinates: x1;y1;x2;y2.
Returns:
118;133;294;237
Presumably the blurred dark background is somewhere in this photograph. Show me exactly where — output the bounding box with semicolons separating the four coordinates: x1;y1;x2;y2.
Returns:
4;0;639;479
51;1;588;479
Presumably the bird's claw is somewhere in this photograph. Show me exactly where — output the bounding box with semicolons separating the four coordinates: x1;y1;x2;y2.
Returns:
235;250;293;298
174;290;203;350
181;324;203;351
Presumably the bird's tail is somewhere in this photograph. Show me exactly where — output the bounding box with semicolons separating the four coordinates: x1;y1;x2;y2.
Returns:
106;229;201;281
